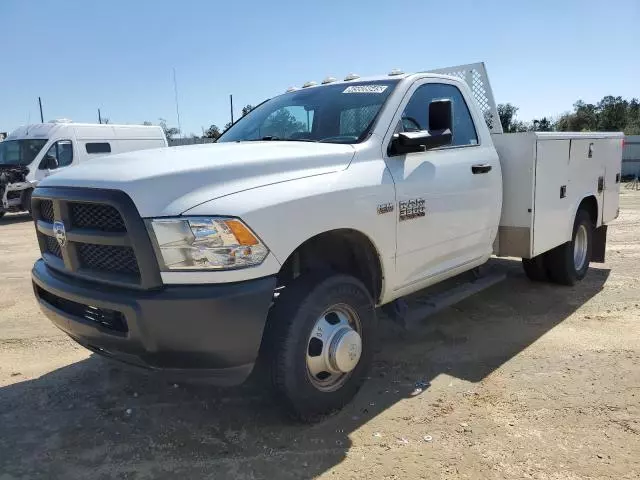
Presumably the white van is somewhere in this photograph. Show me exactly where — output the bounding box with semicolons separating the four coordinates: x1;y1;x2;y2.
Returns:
0;122;167;217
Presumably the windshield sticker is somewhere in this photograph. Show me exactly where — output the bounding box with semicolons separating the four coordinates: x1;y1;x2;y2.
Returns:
343;85;388;94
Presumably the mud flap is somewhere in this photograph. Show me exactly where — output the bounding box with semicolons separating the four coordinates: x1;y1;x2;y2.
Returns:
592;225;607;263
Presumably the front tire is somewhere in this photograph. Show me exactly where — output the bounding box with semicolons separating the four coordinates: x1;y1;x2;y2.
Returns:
546;209;593;285
267;272;377;422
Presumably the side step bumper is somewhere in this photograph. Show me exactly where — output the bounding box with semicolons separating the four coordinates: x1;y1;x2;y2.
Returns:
382;271;506;330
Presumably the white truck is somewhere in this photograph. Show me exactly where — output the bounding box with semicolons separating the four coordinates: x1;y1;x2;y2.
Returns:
0;122;167;218
30;64;623;421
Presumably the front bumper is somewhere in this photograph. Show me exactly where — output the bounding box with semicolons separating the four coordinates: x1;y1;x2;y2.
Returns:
1;182;31;209
32;259;276;385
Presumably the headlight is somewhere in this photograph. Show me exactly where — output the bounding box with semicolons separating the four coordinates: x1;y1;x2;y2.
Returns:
147;217;269;270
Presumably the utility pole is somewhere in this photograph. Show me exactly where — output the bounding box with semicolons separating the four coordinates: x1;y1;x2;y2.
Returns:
230;94;234;124
38;97;44;122
173;68;182;138
98;108;102;124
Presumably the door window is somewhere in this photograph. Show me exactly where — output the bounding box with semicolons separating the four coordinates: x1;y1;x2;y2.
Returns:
399;83;478;147
39;140;74;169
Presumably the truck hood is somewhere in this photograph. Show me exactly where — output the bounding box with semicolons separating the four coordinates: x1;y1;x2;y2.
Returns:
39;141;355;217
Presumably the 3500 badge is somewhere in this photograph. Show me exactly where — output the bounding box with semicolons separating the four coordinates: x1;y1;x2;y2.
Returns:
399;198;426;221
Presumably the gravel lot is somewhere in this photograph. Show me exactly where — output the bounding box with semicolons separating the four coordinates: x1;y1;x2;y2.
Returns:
1;191;639;480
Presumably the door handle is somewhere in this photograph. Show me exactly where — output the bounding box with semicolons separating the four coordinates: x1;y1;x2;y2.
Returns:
472;164;492;174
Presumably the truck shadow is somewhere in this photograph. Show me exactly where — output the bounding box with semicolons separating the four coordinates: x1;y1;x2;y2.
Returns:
0;259;610;479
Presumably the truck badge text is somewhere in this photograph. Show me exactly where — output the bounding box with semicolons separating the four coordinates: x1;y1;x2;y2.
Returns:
399;198;426;221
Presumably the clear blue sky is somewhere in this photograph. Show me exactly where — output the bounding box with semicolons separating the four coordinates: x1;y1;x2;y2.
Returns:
1;0;638;135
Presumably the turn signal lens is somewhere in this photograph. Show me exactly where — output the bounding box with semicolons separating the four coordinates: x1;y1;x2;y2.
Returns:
224;219;259;246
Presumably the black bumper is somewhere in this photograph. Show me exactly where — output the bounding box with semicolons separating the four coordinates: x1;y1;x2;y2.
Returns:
32;259;276;385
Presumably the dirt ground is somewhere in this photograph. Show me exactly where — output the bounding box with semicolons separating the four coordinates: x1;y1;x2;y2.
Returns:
1;191;639;480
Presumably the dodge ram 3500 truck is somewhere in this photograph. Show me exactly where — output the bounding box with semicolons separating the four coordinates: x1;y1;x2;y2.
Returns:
30;63;623;420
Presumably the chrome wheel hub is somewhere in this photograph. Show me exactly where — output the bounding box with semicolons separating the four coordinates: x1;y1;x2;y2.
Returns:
306;304;362;391
574;224;588;270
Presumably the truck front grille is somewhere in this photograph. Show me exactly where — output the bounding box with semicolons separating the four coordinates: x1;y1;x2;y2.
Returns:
45;236;62;258
77;244;139;275
70;203;126;232
40;200;55;222
32;188;162;289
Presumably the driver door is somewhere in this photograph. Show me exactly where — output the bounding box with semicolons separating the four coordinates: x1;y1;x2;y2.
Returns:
383;80;500;291
36;140;74;181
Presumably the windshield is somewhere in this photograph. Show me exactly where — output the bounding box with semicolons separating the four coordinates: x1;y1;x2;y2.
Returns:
218;80;400;144
0;139;48;166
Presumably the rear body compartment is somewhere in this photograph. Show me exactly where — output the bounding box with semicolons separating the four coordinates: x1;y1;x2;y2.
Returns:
493;132;623;259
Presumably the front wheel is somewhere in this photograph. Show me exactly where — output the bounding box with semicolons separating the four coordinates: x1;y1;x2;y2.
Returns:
267;272;377;422
546;209;593;285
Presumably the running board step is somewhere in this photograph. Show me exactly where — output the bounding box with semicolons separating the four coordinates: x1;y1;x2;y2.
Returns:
382;272;506;330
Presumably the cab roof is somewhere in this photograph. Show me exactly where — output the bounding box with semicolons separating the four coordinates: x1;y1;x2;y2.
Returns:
288;72;462;90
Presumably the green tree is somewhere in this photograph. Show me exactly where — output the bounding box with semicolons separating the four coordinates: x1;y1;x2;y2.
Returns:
158;118;180;140
554;97;640;134
556;101;598;132
497;103;528;132
204;124;222;139
532;117;552;132
597;96;628;131
626;99;640;135
241;104;254;117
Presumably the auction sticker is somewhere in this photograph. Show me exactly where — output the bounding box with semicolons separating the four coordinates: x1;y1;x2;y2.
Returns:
343;85;388;94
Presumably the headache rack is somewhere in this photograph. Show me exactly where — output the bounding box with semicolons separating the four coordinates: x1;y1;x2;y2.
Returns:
426;62;503;134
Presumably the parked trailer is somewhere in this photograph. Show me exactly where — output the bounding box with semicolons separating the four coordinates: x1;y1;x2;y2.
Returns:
622;135;640;178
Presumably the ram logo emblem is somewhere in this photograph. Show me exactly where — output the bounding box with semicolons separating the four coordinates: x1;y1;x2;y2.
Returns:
53;221;67;247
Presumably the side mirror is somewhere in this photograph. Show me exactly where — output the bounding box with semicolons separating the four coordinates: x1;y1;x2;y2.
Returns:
429;99;452;132
390;99;453;155
41;154;58;170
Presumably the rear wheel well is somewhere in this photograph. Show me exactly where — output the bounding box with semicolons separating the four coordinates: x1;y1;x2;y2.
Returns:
277;229;383;303
578;195;598;226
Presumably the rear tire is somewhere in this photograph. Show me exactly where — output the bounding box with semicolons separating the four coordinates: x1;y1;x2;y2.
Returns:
545;209;593;286
266;272;377;422
522;255;548;282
